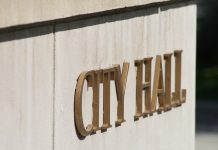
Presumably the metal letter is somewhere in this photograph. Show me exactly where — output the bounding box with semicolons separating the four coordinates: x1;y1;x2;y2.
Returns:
74;71;94;137
114;62;129;126
151;55;165;113
164;53;173;110
92;70;102;132
134;60;144;119
101;68;113;130
173;50;186;106
143;57;153;117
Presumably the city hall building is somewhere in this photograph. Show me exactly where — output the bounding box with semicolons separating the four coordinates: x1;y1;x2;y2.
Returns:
0;0;196;150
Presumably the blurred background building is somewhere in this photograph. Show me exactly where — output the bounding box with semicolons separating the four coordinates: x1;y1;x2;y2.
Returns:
196;0;218;149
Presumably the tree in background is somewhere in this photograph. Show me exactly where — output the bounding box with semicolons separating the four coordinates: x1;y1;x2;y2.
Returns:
197;0;218;100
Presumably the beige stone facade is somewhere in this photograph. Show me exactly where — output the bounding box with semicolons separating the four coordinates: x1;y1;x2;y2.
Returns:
0;1;196;150
1;0;191;28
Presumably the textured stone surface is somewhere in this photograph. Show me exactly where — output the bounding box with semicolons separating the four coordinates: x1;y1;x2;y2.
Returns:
0;1;196;150
0;27;54;150
54;2;196;150
0;0;190;29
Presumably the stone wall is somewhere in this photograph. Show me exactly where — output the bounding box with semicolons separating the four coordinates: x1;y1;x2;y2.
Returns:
0;1;196;150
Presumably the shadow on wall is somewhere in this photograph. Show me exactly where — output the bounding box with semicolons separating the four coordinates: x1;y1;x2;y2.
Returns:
0;1;195;43
0;6;159;43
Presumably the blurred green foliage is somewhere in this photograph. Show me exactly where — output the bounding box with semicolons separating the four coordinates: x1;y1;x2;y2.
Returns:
197;66;218;100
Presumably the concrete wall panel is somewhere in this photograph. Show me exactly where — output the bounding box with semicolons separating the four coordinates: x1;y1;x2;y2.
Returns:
0;27;54;150
0;0;192;29
54;3;196;150
0;1;196;150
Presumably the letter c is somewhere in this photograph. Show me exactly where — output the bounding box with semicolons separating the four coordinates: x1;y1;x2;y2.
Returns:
74;71;94;137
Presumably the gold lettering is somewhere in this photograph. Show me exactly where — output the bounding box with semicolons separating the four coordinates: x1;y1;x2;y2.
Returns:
114;62;129;126
134;60;143;119
101;68;113;130
134;58;153;119
143;58;153;116
151;55;165;113
164;53;172;110
74;50;187;137
173;50;186;106
75;63;130;135
74;71;94;137
92;70;102;132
